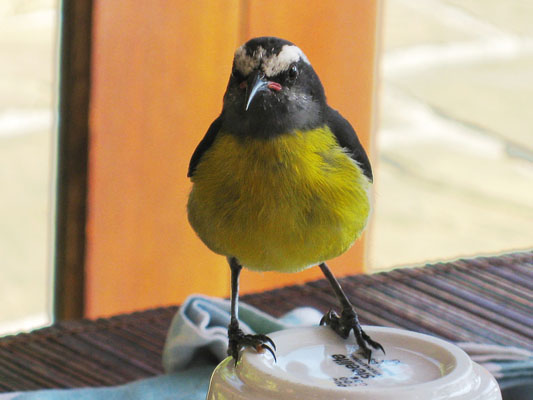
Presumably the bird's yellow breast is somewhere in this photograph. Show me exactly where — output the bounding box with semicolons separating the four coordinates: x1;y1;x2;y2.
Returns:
187;127;370;272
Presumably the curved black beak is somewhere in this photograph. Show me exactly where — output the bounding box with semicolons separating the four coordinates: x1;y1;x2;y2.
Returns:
245;71;268;111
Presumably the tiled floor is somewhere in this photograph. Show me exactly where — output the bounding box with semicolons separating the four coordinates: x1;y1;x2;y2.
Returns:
368;0;533;269
0;2;56;332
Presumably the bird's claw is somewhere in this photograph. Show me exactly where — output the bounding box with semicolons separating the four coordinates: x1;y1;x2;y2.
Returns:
320;308;384;363
228;326;277;366
256;342;277;361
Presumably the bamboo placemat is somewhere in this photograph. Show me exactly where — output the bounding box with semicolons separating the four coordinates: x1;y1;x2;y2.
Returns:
0;251;531;392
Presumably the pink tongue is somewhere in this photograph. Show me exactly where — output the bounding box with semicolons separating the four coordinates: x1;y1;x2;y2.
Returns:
267;81;282;91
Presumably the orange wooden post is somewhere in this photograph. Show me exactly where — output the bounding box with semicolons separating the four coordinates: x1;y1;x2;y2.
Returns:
85;1;379;317
87;1;241;317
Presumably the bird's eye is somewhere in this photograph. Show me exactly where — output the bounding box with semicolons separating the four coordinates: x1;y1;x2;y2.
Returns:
288;64;298;80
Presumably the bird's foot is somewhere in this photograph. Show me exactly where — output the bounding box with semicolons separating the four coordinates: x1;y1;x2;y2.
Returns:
320;307;384;363
227;323;276;366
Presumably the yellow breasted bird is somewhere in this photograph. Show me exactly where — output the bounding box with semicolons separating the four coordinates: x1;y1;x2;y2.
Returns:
187;37;383;363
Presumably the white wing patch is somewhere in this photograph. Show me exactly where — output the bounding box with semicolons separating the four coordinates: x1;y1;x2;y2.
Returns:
234;44;310;77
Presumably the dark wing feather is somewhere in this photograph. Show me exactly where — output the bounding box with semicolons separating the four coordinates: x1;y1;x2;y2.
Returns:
325;107;373;182
187;115;223;178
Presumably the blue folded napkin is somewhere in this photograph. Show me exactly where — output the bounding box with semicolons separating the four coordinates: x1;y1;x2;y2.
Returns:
2;295;531;398
162;294;321;372
0;368;215;400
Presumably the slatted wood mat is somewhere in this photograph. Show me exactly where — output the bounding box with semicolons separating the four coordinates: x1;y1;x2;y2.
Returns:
0;251;531;392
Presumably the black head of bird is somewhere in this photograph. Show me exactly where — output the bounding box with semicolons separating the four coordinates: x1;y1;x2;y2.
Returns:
221;36;326;139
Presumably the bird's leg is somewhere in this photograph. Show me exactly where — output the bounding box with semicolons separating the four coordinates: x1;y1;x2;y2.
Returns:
227;257;276;365
318;262;384;362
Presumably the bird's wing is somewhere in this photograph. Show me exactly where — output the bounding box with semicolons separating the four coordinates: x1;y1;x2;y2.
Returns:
187;115;223;178
325;106;373;182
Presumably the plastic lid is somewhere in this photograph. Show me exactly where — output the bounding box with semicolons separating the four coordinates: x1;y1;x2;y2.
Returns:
207;326;501;399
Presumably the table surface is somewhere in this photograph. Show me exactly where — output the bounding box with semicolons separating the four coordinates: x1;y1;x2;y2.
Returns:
0;251;531;392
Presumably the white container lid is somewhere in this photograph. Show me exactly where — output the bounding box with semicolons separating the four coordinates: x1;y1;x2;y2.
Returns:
207;326;501;400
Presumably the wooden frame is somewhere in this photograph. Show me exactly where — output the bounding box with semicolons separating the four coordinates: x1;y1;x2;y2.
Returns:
53;0;94;320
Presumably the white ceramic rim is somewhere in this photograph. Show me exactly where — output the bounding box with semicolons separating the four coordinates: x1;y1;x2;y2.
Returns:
241;325;473;395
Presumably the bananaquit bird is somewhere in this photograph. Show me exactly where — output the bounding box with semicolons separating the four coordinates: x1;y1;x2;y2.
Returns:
187;37;383;363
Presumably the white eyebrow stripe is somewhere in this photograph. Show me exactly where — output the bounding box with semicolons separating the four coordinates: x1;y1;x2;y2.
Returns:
262;45;310;77
233;45;260;76
233;44;310;77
